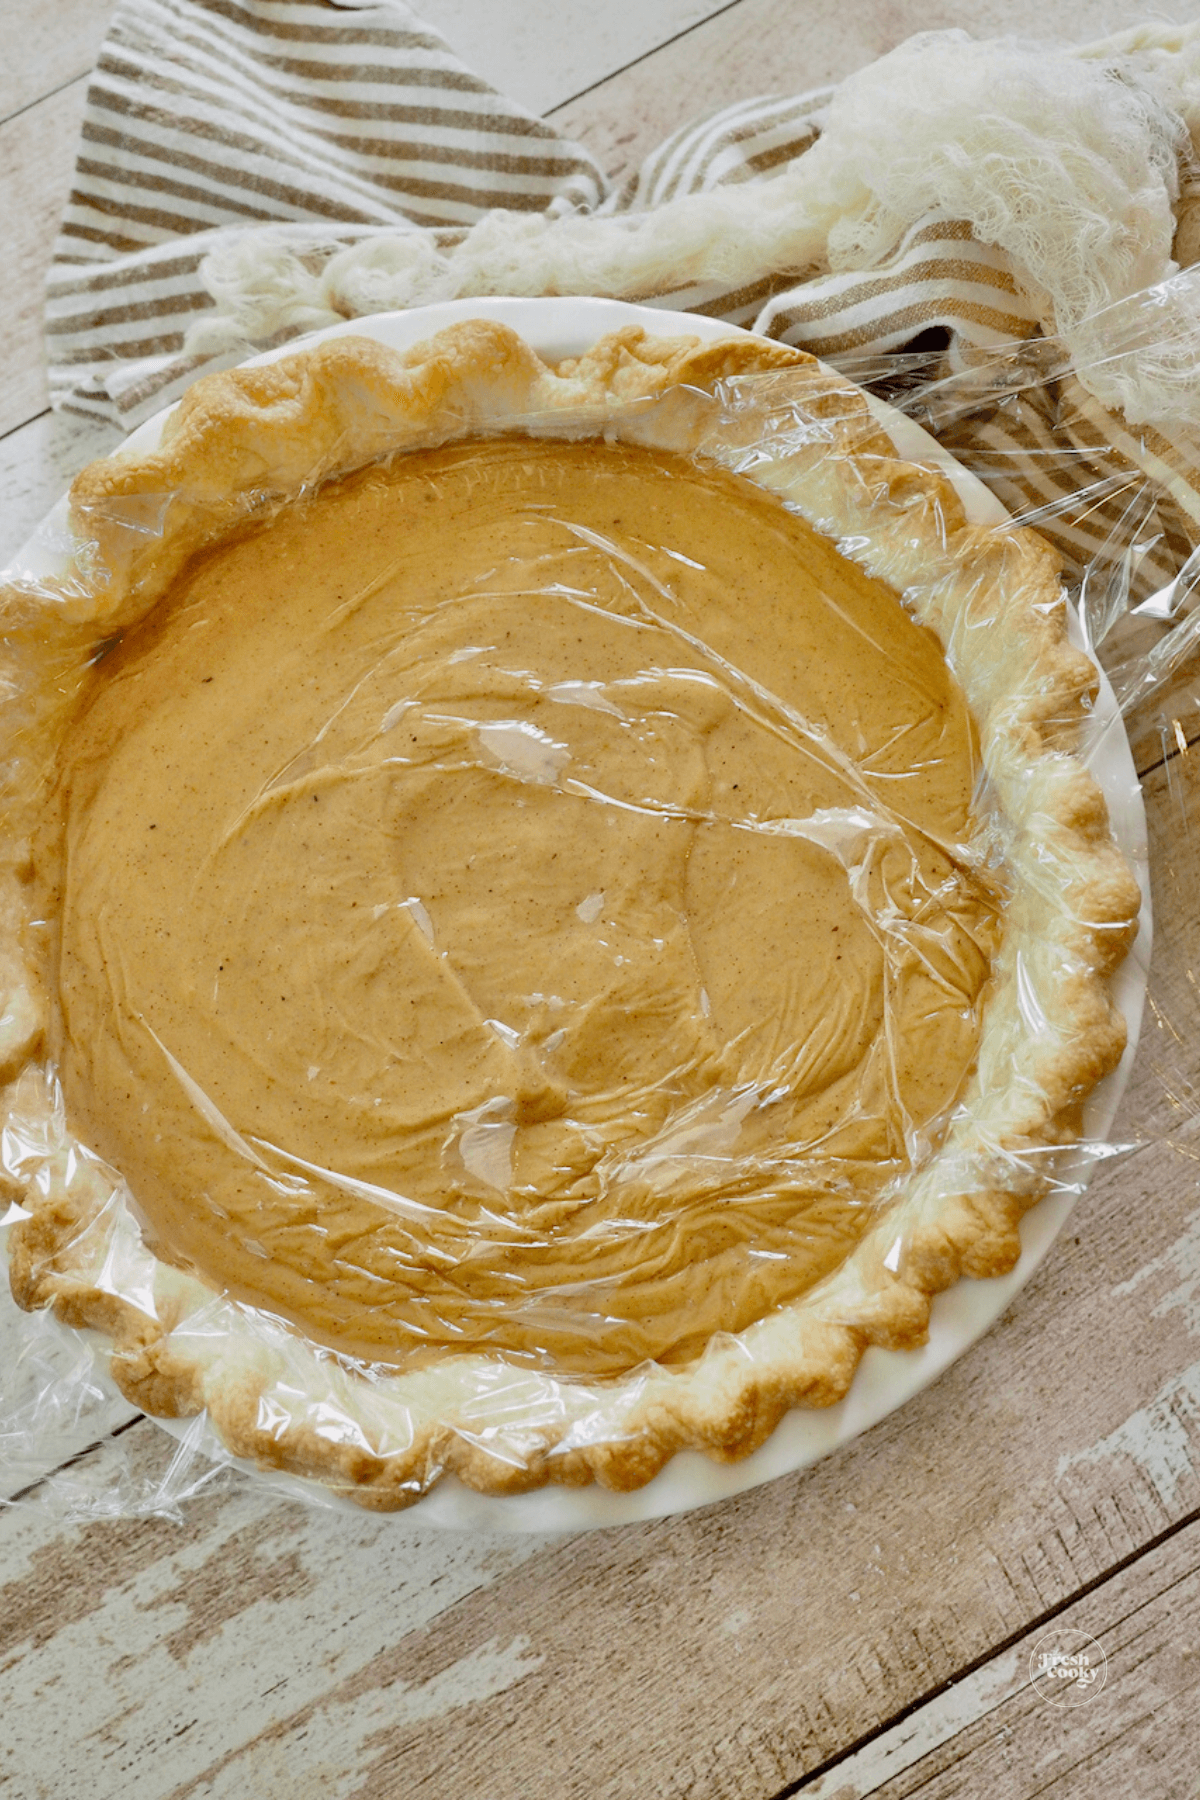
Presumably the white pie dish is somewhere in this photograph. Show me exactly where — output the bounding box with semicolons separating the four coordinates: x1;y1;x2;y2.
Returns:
4;297;1151;1530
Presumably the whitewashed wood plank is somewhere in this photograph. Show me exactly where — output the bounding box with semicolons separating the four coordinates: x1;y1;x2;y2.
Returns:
0;79;89;440
0;0;113;126
549;0;1200;180
0;408;122;568
0;0;737;134
803;1516;1200;1797
414;0;735;117
0;1426;558;1800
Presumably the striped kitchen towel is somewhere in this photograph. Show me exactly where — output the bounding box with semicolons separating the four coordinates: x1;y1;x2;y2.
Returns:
41;1;1200;703
46;0;1055;426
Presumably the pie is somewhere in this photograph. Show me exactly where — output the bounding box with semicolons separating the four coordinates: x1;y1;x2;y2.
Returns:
0;320;1140;1508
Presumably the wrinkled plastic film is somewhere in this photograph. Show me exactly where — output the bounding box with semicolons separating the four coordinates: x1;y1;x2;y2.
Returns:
0;303;1167;1518
832;309;1200;731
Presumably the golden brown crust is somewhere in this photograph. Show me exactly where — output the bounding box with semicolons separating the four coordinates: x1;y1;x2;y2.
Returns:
2;320;1141;1508
64;322;793;629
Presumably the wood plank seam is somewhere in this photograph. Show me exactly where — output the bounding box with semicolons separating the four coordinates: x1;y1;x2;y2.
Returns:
773;1491;1200;1798
542;0;748;118
798;1514;1200;1797
1128;720;1200;782
0;408;50;447
4;1411;145;1510
0;70;96;135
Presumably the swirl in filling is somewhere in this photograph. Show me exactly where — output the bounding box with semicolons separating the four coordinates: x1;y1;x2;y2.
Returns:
44;436;1002;1374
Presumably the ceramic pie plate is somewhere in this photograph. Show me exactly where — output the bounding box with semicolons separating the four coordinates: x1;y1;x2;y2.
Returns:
5;298;1151;1531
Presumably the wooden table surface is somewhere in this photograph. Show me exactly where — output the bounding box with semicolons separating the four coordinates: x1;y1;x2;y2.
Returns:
6;4;1200;1796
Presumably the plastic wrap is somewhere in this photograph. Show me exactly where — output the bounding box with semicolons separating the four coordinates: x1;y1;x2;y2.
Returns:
0;299;1166;1525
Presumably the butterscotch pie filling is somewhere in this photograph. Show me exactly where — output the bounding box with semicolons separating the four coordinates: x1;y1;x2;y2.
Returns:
2;325;1140;1506
42;432;1001;1377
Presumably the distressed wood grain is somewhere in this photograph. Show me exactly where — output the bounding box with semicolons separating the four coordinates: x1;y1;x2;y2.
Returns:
549;0;1200;183
0;1280;140;1504
803;1514;1200;1798
0;1430;558;1800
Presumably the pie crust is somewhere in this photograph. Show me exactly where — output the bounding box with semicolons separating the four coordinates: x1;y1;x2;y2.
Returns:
0;320;1141;1508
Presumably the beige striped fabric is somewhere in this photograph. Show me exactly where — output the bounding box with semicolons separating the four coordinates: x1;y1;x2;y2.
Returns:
46;0;1049;425
930;371;1200;704
758;220;1040;358
47;0;607;421
43;0;1200;683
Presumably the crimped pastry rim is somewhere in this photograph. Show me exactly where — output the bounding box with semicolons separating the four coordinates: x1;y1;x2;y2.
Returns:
1;314;1143;1514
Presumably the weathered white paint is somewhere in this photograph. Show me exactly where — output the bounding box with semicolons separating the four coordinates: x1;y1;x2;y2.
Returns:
1056;1364;1200;1513
785;1520;1200;1800
1054;1204;1200;1512
0;76;94;437
800;1645;1026;1798
0;0;113;123
0;1476;557;1799
167;1636;546;1800
1113;1195;1200;1334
